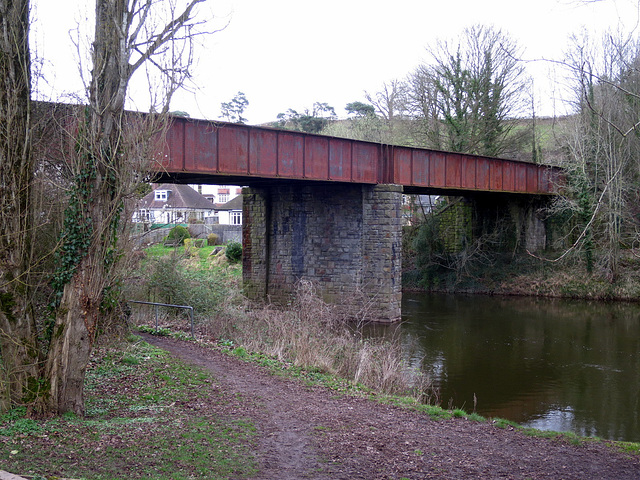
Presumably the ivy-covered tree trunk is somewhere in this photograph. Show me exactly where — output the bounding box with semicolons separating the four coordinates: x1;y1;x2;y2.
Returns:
45;164;115;412
46;249;109;414
45;0;128;415
0;0;42;412
45;0;206;414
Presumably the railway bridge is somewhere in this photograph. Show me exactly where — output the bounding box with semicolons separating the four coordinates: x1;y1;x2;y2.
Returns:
154;116;562;322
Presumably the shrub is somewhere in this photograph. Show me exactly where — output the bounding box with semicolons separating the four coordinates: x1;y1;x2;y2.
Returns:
183;238;199;256
202;280;433;399
225;241;242;263
146;255;190;305
135;252;240;320
207;233;220;246
165;225;190;246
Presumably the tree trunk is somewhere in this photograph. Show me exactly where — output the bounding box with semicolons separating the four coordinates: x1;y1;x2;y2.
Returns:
0;300;40;411
0;0;42;412
44;0;127;415
45;281;95;415
46;184;111;414
45;0;205;415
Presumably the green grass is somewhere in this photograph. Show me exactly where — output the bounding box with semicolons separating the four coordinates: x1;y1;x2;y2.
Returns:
618;441;640;454
492;417;522;429
143;244;234;272
0;339;258;480
130;244;242;325
145;243;221;261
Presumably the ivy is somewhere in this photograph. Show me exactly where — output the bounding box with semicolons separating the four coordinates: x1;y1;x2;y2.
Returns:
48;107;128;340
0;291;17;323
49;154;97;309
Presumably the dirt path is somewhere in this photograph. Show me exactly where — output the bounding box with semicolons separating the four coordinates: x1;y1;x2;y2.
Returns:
142;334;640;480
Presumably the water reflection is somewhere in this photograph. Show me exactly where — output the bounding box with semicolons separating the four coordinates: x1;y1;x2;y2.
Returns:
388;293;640;442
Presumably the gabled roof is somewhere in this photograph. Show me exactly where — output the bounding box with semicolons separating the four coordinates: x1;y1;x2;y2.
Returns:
216;195;243;211
139;184;215;210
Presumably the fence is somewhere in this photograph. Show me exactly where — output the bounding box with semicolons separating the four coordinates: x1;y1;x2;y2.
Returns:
128;300;194;338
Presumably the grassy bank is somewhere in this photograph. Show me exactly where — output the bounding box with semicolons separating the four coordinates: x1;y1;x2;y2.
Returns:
0;337;258;479
3;235;639;480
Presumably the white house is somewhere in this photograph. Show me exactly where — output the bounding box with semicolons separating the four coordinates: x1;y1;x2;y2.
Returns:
133;184;216;224
190;184;243;205
216;195;243;225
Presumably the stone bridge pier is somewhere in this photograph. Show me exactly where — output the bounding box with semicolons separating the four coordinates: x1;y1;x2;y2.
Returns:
471;193;549;253
242;183;403;323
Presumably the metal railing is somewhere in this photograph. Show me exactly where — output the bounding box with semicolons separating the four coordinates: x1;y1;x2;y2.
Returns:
128;300;194;338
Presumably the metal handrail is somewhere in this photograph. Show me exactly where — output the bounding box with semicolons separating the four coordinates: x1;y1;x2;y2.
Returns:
128;300;194;338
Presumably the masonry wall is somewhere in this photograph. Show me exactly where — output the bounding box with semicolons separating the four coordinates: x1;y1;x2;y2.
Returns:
243;183;402;322
242;188;270;299
134;223;241;245
438;199;473;253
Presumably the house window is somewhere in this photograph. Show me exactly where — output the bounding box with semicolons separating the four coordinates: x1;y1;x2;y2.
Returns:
138;209;151;222
231;211;242;225
218;193;229;203
155;190;168;201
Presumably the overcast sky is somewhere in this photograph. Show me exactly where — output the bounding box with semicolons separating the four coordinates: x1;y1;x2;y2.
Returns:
31;0;640;124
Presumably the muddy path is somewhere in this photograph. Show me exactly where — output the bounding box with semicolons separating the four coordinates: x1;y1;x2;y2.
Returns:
142;334;640;480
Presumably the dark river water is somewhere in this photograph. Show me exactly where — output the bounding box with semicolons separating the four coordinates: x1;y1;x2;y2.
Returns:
383;292;640;442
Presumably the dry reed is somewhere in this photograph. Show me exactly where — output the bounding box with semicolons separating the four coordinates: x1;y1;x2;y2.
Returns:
202;280;434;399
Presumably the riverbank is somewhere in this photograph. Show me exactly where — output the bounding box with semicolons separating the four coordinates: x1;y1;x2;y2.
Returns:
403;249;640;302
2;333;639;479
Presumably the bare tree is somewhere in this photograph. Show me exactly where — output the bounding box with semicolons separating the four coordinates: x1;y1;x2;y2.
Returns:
0;0;43;412
365;80;407;124
555;30;640;278
406;25;530;158
45;0;208;414
364;80;409;143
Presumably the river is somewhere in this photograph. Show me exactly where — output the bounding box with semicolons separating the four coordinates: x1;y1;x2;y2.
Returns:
385;292;640;442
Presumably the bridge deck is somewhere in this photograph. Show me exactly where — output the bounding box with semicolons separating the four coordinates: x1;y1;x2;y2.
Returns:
156;117;561;195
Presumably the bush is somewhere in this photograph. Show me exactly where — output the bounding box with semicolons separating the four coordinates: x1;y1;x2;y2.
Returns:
202;280;432;398
165;225;190;246
225;241;242;263
146;256;190;305
134;252;241;322
183;238;199;256
207;233;220;246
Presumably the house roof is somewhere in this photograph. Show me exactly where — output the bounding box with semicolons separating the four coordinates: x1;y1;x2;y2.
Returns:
139;184;215;210
216;195;243;211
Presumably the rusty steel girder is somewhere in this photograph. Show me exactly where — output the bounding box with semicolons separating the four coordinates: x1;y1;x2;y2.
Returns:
156;117;562;195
